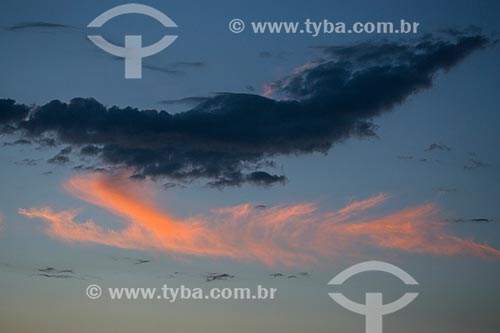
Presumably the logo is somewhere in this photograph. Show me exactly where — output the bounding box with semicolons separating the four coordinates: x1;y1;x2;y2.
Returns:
328;261;418;333
87;3;178;79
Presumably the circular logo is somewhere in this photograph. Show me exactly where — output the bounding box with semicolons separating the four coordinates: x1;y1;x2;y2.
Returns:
86;284;103;299
229;19;245;33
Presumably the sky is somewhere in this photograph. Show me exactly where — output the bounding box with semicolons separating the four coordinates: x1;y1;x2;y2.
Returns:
1;0;500;332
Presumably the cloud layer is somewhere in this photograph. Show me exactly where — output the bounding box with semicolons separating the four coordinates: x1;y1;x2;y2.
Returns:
0;33;492;187
19;173;500;267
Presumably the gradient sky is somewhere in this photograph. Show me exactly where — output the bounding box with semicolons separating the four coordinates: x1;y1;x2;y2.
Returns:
1;0;500;332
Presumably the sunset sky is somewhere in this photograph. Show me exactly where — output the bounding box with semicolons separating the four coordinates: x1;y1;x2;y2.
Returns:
1;0;500;332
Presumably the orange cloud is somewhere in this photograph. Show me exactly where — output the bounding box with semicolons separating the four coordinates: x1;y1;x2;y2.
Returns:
262;84;275;97
19;173;500;266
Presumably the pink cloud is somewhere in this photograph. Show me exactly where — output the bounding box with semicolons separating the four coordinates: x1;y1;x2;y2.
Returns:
19;173;500;266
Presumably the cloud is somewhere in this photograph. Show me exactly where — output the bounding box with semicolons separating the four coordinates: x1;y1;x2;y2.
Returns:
162;182;185;190
158;96;210;107
15;158;38;166
2;139;31;146
33;273;76;279
143;61;206;75
172;61;206;69
202;273;235;282
135;259;150;265
18;173;500;267
3;21;75;32
80;145;100;156
0;99;29;124
270;273;284;278
451;218;495;224
426;143;451;152
142;63;183;75
0;33;493;187
32;266;90;280
207;171;286;188
38;266;74;274
464;158;488;171
110;256;151;265
47;146;72;165
270;271;309;279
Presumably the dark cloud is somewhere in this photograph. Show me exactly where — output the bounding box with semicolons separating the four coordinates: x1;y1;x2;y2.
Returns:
47;154;70;165
202;273;235;282
4;21;75;32
15;158;38;166
47;146;72;165
59;146;72;155
142;63;182;75
0;99;29;124
464;158;488;171
38;266;74;274
158;96;210;107
110;256;152;265
426;143;451;152
80;144;100;156
162;182;185;190
207;171;286;188
33;273;76;279
245;85;256;92
143;61;205;75
134;259;151;265
13;139;31;145
0;33;492;187
270;272;309;279
33;266;81;279
2;138;32;146
450;218;495;224
172;61;206;68
270;273;284;278
397;155;414;160
38;137;56;147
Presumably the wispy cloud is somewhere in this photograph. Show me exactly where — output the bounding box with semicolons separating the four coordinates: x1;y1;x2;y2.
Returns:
464;157;488;171
3;21;76;32
426;143;452;152
19;173;500;267
202;273;235;282
111;256;151;265
450;218;496;224
158;96;210;106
